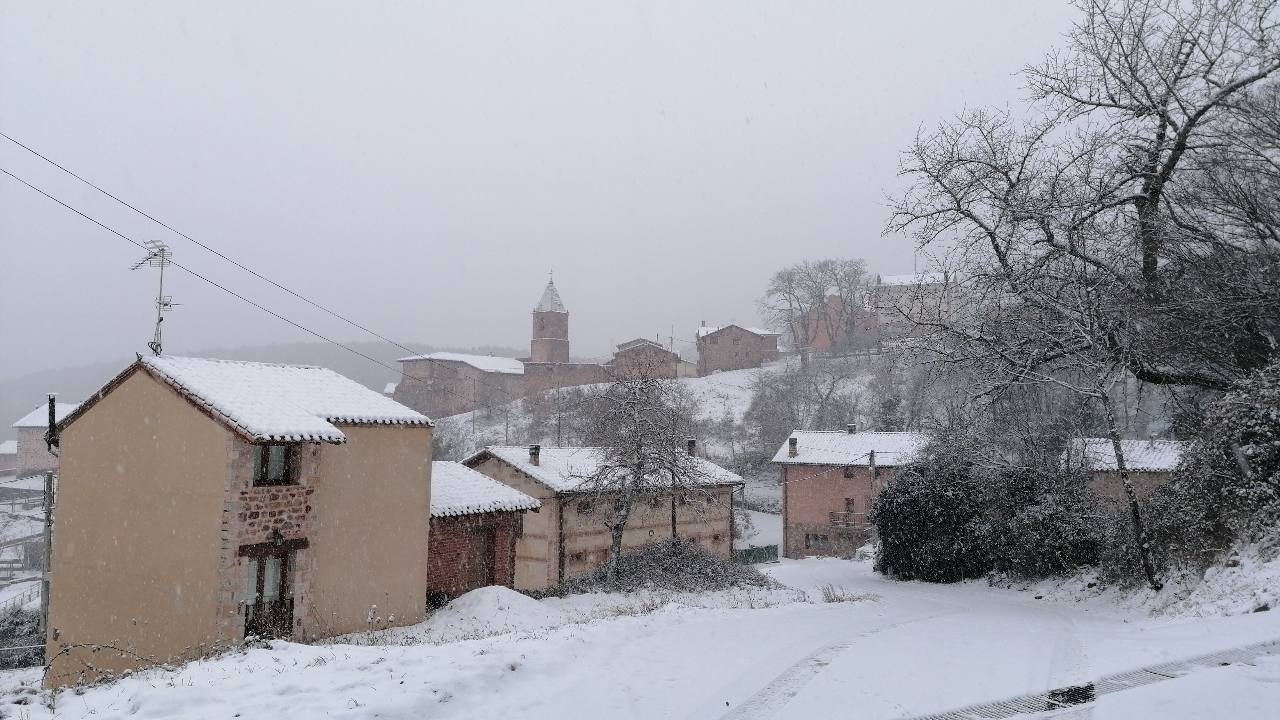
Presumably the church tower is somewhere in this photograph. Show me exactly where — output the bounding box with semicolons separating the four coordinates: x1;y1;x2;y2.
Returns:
530;277;569;363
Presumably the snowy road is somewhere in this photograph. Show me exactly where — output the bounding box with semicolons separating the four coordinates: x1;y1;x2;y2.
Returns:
4;559;1279;719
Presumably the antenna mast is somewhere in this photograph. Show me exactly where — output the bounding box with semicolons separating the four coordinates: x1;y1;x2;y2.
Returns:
131;240;176;356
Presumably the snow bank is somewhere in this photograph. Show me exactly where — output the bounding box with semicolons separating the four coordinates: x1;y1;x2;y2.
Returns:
1022;541;1280;618
421;586;568;642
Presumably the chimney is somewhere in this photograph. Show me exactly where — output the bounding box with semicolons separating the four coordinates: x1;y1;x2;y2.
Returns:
869;449;877;478
686;438;697;457
528;444;541;466
701;320;706;327
847;423;857;434
788;436;798;457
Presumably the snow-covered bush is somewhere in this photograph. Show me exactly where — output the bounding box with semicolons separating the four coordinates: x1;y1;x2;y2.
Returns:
871;439;991;582
549;538;775;595
0;607;42;669
1144;361;1280;571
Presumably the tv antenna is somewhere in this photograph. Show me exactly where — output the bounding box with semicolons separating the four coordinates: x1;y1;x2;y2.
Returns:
131;240;177;356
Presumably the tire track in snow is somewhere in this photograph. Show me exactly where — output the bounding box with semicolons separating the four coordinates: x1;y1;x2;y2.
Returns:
715;612;957;720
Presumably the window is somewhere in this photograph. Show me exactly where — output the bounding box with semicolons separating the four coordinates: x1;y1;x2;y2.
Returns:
252;444;297;487
576;500;594;514
732;338;741;345
843;465;857;478
805;533;831;550
845;498;857;513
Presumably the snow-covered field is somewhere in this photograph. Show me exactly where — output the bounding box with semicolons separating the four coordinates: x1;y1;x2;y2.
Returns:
5;557;1279;719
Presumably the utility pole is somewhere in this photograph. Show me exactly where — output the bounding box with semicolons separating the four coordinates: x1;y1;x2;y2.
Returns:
131;240;175;356
40;394;58;635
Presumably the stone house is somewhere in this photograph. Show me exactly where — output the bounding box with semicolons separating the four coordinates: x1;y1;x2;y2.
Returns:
773;428;926;559
695;323;780;375
395;351;526;418
45;355;433;686
463;444;743;591
428;461;540;599
609;338;681;379
1067;438;1184;503
11;401;79;476
871;272;951;343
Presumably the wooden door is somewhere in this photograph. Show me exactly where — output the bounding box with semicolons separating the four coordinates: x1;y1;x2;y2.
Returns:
466;527;496;590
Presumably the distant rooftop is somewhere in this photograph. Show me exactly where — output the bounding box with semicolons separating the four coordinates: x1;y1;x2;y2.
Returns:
466;445;744;494
431;461;541;517
877;272;947;287
772;430;927;466
12;402;80;429
696;324;780;339
0;440;15;455
1068;438;1184;473
114;356;431;444
397;351;525;375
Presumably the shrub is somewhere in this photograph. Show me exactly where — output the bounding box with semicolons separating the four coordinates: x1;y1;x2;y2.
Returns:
0;607;42;669
550;538;775;595
872;440;991;582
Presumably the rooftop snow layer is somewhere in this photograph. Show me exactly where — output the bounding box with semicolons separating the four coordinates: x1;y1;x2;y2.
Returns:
431;461;541;517
467;446;745;494
0;440;14;455
12;402;80;428
877;272;947;287
534;279;567;313
772;431;927;466
140;356;430;443
396;352;525;375
1069;438;1184;472
696;324;780;339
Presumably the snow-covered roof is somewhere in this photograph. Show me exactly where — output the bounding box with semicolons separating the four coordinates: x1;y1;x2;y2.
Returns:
0;440;15;455
12;402;80;428
534;279;566;313
127;356;431;443
771;431;927;467
696;324;780;339
465;446;745;494
877;272;947;287
616;338;669;352
383;382;398;395
396;352;525;375
1069;438;1184;473
431;461;541;517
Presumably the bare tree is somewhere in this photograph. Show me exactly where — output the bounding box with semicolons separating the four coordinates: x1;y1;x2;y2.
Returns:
576;375;713;586
759;258;874;361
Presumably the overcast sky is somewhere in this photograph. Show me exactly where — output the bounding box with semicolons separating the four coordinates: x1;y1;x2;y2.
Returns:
0;1;1076;380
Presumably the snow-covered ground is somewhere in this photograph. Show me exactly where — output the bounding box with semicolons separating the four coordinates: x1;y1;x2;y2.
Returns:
735;510;781;550
5;557;1279;719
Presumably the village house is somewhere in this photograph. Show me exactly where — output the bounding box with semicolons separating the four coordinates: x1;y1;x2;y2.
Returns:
463;444;743;591
428;460;541;600
609;338;682;379
695;323;780;375
1068;438;1184;503
773;428;926;559
11;400;78;476
395;351;526;418
45;356;433;686
871;272;952;342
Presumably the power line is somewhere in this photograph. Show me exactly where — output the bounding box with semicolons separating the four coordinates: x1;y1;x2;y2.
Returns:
0;131;516;403
0;167;493;410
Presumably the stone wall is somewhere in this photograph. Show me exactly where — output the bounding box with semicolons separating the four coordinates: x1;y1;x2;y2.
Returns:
393;359;524;419
611;345;680;379
522;362;610;397
427;511;522;598
531;311;570;363
696;327;780;375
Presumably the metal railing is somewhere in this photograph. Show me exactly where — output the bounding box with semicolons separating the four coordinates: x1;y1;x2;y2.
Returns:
829;511;868;528
0;581;40;615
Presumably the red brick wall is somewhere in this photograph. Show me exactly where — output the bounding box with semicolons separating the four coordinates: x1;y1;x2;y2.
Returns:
782;463;898;558
427;511;523;598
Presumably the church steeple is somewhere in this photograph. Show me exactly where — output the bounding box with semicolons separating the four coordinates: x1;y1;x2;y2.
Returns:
534;276;566;313
530;276;569;363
